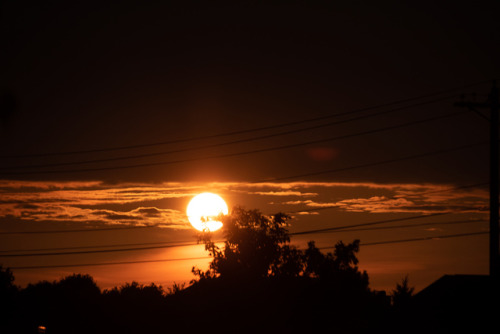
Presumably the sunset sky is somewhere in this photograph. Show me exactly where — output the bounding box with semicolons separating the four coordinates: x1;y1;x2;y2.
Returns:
1;1;499;292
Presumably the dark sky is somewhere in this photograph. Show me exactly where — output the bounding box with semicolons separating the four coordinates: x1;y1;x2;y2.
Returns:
1;1;499;184
1;1;499;291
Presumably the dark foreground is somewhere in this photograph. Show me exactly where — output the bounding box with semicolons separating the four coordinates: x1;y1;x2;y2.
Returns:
1;273;498;334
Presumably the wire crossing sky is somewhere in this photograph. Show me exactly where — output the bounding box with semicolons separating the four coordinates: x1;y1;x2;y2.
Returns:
1;1;498;292
0;95;460;171
8;231;489;270
0;81;486;159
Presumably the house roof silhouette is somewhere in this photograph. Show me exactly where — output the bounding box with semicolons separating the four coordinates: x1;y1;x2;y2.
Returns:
415;274;493;302
408;275;499;333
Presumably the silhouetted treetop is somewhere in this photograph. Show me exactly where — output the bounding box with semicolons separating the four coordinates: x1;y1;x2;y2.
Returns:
304;240;369;292
194;207;292;281
57;273;101;299
193;206;369;291
104;281;165;301
0;265;17;293
391;275;415;308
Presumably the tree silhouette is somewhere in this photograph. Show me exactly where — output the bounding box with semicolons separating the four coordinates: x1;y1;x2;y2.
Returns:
192;207;292;281
193;207;369;286
386;275;416;333
102;281;167;333
391;275;414;308
19;274;103;334
104;281;165;300
0;265;16;292
0;265;18;333
189;207;385;332
305;240;369;291
57;273;101;299
2;207;401;333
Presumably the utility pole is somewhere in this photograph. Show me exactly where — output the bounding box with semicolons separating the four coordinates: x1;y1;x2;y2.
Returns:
455;80;499;278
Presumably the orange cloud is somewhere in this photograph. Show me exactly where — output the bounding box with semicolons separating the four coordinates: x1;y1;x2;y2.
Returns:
0;180;488;232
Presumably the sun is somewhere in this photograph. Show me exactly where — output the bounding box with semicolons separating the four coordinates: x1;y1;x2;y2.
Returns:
187;193;228;232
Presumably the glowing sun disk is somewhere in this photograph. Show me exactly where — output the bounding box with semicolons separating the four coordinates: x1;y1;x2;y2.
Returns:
187;193;228;232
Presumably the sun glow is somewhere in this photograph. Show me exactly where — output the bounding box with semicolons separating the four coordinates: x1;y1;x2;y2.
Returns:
187;193;228;232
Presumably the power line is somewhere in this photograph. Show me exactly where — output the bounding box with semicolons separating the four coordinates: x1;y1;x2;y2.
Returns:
8;256;211;270
0;95;458;171
0;213;451;256
0;219;486;254
317;231;487;249
0;242;204;257
8;230;489;270
0;240;199;253
0;110;469;175
360;231;487;246
314;219;488;233
0;224;158;235
3;81;488;159
263;141;487;182
289;212;450;236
